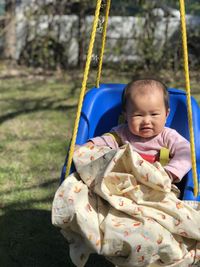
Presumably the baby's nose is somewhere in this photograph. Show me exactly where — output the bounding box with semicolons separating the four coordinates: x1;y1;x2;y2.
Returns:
143;116;151;124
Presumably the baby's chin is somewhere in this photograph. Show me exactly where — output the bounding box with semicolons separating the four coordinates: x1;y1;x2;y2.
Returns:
140;134;156;139
134;130;160;139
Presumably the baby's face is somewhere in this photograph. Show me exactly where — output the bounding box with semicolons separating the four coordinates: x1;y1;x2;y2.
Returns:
125;86;169;138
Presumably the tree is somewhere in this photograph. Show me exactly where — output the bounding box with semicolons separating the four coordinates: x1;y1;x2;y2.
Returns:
4;0;16;63
18;0;97;69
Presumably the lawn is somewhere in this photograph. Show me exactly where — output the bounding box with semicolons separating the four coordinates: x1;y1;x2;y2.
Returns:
0;67;199;267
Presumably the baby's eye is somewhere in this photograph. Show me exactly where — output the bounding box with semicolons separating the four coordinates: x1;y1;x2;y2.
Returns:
133;114;142;117
151;113;160;116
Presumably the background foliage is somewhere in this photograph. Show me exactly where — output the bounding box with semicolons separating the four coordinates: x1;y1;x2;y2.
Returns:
1;0;200;71
1;1;200;266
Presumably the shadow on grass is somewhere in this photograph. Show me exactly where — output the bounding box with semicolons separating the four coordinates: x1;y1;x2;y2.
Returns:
0;97;77;124
0;208;114;267
0;209;71;267
0;179;59;197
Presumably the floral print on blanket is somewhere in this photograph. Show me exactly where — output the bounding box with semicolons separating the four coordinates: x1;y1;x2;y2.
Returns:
52;143;200;267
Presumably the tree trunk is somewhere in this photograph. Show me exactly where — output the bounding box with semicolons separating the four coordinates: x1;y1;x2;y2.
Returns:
4;0;16;63
77;2;86;68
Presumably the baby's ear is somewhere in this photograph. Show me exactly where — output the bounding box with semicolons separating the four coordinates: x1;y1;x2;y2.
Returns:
166;108;170;117
118;112;126;124
167;108;170;115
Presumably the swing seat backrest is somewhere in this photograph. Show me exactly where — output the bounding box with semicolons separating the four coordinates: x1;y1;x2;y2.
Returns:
76;84;200;151
67;84;200;201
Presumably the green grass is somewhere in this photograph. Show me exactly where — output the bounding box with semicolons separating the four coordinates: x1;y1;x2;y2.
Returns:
0;73;77;266
0;68;199;267
0;69;119;267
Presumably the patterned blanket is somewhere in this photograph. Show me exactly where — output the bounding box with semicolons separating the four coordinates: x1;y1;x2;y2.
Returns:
52;144;200;267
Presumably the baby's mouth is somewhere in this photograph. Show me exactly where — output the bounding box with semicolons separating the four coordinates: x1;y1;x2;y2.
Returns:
140;127;152;131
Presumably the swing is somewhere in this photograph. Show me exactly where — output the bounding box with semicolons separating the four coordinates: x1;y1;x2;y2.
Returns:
62;0;200;201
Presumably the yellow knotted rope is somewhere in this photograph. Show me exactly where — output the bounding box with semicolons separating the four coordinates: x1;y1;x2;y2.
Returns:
96;0;111;88
179;0;198;197
65;0;102;178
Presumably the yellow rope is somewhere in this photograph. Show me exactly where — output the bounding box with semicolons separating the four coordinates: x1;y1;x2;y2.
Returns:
179;0;198;197
96;0;111;88
65;0;102;178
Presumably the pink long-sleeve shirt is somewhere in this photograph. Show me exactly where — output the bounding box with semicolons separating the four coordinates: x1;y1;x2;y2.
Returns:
90;124;191;182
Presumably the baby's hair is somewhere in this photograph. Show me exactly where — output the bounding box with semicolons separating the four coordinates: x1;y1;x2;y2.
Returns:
121;77;169;111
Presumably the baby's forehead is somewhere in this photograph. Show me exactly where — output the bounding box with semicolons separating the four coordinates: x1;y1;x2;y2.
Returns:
130;83;164;97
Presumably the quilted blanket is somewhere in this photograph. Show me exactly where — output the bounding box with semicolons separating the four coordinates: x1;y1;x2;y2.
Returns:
52;143;200;267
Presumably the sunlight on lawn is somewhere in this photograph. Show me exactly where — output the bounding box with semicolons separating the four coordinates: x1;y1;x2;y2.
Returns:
0;69;199;267
0;74;78;266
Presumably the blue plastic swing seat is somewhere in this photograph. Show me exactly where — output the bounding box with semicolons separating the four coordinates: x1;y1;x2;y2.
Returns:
61;83;200;201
